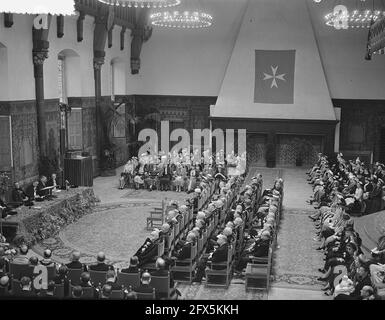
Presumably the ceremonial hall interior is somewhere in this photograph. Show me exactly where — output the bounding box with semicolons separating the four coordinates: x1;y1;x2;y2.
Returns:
1;0;385;301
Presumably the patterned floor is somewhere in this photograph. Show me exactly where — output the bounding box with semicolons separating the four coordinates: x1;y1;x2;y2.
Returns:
269;169;330;299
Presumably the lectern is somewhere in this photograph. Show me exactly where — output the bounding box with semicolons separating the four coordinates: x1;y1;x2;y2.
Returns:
64;156;93;187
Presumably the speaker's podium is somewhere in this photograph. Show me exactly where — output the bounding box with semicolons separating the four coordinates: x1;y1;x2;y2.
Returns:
64;156;93;187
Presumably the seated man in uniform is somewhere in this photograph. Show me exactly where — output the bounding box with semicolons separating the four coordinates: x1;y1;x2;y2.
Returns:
135;230;161;268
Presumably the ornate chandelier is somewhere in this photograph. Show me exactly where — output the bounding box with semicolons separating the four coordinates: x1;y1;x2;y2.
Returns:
98;0;181;9
325;1;385;29
150;10;213;28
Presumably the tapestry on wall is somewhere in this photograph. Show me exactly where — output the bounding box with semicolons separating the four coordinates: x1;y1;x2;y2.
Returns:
254;50;296;104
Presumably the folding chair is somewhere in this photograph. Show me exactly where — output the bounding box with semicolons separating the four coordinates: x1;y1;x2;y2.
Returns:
89;270;107;286
116;270;140;289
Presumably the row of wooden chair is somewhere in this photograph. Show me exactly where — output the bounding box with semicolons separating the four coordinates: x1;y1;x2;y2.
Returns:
7;270;175;300
244;187;283;293
170;181;243;284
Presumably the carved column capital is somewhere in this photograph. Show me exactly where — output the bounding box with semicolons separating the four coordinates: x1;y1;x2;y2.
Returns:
93;58;104;71
33;51;49;65
131;57;140;75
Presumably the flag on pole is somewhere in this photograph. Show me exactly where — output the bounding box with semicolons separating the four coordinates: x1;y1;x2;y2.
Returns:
254;50;296;104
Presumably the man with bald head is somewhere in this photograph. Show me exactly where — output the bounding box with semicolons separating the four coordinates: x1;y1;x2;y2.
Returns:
89;252;114;271
66;251;87;271
133;271;154;294
152;257;175;292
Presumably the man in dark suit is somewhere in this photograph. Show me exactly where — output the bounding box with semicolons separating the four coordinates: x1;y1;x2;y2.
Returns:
25;181;44;202
120;256;139;274
105;270;122;290
38;175;55;199
152;257;174;288
66;251;87;271
89;252;114;271
133;272;154;294
194;234;229;282
235;230;270;272
171;232;196;261
11;182;30;207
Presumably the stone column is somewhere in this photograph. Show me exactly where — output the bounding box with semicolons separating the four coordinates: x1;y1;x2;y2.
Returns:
93;53;105;166
33;49;49;157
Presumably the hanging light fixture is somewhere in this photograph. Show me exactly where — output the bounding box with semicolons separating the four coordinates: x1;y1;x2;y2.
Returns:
325;0;385;29
150;0;213;29
98;0;180;9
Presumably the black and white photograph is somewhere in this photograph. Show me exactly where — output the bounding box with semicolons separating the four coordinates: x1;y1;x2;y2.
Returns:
0;0;385;308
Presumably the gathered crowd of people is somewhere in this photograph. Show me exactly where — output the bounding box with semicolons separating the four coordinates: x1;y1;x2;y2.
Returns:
0;173;63;220
307;153;385;215
0;157;284;299
118;149;247;193
308;153;385;300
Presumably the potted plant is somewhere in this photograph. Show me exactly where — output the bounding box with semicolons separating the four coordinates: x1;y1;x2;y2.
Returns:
265;143;276;168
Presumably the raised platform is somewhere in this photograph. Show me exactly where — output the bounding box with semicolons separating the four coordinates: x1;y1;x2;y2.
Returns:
1;187;97;247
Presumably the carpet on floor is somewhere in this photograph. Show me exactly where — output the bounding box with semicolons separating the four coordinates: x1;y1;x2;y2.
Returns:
271;207;325;290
